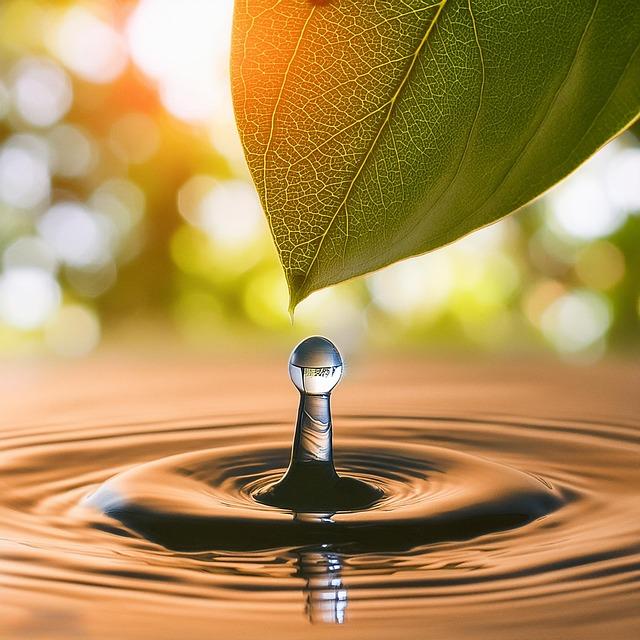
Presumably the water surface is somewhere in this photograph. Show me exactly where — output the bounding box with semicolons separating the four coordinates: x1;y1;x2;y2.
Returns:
1;358;638;639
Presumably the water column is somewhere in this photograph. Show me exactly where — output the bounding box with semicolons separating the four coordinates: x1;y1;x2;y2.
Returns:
256;336;381;511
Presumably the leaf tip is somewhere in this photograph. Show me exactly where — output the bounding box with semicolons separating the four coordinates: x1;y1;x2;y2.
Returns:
287;291;302;319
287;270;315;319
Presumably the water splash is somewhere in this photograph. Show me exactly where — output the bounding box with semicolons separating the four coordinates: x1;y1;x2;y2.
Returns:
86;338;561;551
256;336;382;511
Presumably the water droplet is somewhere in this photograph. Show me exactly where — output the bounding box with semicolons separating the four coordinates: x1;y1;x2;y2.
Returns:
255;336;382;512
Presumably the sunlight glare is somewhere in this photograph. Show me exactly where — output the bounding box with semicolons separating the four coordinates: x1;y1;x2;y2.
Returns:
127;0;234;123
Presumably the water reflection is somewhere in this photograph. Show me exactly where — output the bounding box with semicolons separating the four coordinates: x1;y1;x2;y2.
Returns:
297;547;347;625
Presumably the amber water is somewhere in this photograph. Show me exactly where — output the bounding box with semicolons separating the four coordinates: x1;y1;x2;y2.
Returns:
0;357;638;639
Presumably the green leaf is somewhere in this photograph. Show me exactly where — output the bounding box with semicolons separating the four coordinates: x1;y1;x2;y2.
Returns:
231;0;640;311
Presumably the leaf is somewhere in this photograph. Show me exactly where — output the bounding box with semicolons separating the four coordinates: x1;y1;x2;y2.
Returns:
231;0;640;310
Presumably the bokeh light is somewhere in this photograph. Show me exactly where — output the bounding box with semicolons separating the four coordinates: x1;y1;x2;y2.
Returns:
0;134;51;210
0;80;9;119
369;252;453;319
44;303;100;356
548;143;629;241
38;202;113;268
48;124;97;178
48;6;127;84
0;0;637;359
605;146;640;213
127;0;233;123
0;267;60;329
10;57;72;127
3;236;57;273
540;289;612;356
110;113;159;164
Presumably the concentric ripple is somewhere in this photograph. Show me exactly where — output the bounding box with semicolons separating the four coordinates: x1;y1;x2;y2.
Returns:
1;410;638;639
87;436;562;551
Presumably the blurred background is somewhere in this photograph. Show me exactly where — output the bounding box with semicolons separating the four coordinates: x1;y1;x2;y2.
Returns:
0;0;638;363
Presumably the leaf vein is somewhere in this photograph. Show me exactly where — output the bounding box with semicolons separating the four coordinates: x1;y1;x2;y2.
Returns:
262;6;316;226
461;0;601;224
293;0;449;303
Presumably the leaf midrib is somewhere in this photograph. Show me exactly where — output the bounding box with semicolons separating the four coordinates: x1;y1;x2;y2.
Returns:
286;0;449;304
